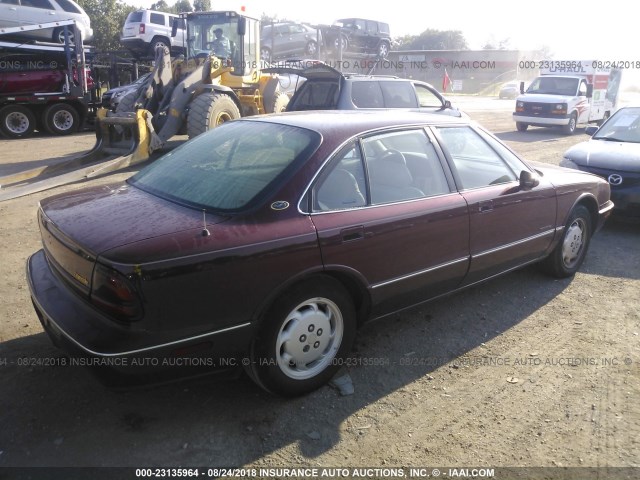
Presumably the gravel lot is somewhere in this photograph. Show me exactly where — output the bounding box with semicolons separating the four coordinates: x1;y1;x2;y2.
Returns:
0;98;638;479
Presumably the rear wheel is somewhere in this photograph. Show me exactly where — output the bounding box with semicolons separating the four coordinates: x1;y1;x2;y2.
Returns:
305;40;318;57
53;27;75;44
187;92;240;139
42;103;80;135
541;205;592;278
562;112;577;135
334;35;348;53
148;37;170;57
377;41;390;57
516;122;528;132
248;276;356;396
0;105;36;138
260;47;272;62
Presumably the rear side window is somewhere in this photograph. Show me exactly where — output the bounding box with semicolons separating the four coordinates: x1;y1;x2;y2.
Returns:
150;12;165;25
54;0;82;14
378;23;390;34
380;81;417;108
127;11;143;23
351;82;383;108
21;0;54;9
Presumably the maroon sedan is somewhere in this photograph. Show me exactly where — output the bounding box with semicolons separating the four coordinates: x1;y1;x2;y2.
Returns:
28;111;613;396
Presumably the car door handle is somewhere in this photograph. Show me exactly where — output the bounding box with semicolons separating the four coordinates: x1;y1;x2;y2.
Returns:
479;200;494;213
341;226;364;242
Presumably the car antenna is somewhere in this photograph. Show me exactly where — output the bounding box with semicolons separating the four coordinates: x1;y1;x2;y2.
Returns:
201;210;211;237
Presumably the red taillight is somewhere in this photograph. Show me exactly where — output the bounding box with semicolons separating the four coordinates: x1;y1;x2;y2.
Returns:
91;264;142;321
139;23;145;34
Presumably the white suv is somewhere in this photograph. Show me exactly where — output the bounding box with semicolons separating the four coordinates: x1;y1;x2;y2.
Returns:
121;9;185;57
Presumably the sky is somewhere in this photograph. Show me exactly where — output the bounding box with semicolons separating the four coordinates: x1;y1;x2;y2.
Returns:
124;0;636;83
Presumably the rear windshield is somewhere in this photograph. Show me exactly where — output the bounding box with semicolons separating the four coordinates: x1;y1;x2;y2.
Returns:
127;11;144;23
129;121;321;212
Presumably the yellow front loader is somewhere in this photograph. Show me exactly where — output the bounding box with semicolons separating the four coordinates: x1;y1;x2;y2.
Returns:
0;8;288;202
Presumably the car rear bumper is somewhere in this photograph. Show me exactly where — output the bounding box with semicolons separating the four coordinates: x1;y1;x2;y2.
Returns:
120;37;148;53
27;249;252;386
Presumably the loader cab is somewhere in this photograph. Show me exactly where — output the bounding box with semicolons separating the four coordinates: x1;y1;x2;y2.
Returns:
178;10;260;76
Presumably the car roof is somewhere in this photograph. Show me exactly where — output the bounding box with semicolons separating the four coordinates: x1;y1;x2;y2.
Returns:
242;110;467;134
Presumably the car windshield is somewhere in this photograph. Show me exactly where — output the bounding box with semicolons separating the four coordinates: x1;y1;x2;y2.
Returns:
527;77;578;96
129;121;321;212
593;107;640;143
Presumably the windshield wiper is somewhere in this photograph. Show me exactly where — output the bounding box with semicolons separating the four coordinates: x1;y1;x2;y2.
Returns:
595;136;627;142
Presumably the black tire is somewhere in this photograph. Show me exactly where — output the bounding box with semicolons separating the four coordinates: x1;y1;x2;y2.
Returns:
305;40;317;57
541;205;592;278
0;105;36;139
187;92;241;139
42;103;79;135
334;35;348;53
562;112;577;135
248;276;356;396
516;122;528;132
53;27;74;44
266;91;289;114
377;41;390;57
260;47;272;63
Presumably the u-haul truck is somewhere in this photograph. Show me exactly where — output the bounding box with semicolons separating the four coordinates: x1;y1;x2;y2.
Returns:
513;61;621;134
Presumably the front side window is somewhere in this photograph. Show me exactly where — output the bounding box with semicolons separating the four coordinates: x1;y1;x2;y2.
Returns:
415;83;443;108
437;127;518;189
130;121;321;212
150;13;165;25
363;130;449;203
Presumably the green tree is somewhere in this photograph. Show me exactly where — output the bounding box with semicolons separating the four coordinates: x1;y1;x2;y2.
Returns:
394;29;468;50
172;0;193;13
76;0;136;51
150;0;171;12
193;0;210;12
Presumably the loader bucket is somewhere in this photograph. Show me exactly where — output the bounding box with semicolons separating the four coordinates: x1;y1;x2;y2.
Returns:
0;109;153;202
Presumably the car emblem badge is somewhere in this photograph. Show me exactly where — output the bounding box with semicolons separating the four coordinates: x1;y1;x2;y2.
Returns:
271;201;290;211
608;174;623;186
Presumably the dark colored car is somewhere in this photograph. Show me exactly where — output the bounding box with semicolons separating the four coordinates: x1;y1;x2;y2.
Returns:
322;18;391;57
561;106;640;217
28;111;613;396
260;22;321;62
101;73;152;110
268;62;464;117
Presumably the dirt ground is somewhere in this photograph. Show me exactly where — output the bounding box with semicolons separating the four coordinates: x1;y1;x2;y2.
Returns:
0;99;638;479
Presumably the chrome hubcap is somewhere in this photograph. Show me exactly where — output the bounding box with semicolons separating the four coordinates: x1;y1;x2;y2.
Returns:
562;219;585;267
53;110;73;131
276;298;343;380
6;112;29;134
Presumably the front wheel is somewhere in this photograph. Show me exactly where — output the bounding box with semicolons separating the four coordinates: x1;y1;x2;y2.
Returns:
248;276;356;396
516;122;528;132
562;112;577;135
187;92;241;139
541;205;592;278
377;41;390;57
305;40;318;57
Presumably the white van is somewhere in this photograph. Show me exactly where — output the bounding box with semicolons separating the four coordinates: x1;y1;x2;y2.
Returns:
0;0;93;43
121;9;186;58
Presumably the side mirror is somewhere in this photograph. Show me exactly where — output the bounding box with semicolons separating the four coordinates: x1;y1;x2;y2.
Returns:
171;19;184;37
519;81;525;94
585;125;599;136
443;99;452;109
520;170;539;190
238;17;246;36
